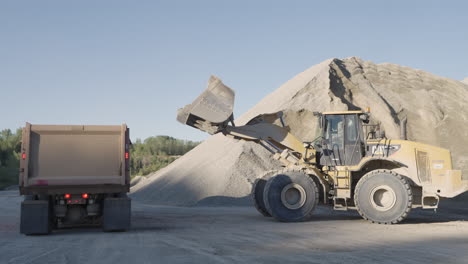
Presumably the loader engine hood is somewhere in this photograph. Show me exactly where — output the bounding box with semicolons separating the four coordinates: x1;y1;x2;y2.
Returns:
177;75;235;134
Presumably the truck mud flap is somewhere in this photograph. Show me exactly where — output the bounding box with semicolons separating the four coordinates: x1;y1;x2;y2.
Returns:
20;200;51;235
102;197;131;231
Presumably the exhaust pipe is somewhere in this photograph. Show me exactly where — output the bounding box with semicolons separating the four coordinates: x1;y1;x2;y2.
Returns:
400;116;407;140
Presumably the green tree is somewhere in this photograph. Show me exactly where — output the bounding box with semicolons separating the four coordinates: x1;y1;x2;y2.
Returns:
129;136;199;177
0;128;22;189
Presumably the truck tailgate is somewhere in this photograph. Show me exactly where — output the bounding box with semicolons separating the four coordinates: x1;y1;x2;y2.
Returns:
20;124;130;190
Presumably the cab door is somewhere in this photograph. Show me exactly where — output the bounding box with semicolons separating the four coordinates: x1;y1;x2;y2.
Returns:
320;114;363;166
321;114;345;166
343;114;364;165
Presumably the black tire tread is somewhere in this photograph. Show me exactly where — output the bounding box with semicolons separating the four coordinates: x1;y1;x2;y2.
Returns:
252;179;270;217
264;169;319;222
354;169;412;224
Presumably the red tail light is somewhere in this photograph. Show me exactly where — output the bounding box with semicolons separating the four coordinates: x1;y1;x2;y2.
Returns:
125;152;129;159
82;193;88;199
22;153;26;160
64;194;71;199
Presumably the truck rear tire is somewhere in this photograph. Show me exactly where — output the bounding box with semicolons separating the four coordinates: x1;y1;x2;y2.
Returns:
355;170;412;224
263;171;318;222
20;197;52;235
102;194;131;232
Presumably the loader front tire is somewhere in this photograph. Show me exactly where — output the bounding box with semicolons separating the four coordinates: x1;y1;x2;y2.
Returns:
355;170;412;224
263;171;318;222
252;171;279;217
252;178;271;217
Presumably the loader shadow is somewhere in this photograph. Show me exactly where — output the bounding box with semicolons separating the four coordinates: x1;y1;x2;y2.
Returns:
402;194;468;224
196;196;364;222
196;195;468;225
195;195;251;206
402;209;468;224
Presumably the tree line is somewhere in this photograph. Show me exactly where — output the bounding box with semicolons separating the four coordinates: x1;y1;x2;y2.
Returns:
130;135;199;176
0;128;199;189
0;128;22;189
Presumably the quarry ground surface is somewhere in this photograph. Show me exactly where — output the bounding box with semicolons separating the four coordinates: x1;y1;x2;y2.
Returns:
2;190;468;264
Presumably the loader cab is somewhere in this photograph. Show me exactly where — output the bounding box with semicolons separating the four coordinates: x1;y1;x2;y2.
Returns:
316;111;368;167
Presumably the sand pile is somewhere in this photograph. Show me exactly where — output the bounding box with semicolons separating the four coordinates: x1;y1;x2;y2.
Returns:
462;78;468;85
131;57;468;206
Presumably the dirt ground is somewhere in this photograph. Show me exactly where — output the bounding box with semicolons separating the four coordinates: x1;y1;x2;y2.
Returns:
1;190;468;264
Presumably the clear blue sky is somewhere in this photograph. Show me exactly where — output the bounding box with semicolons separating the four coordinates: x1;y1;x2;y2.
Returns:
1;1;467;141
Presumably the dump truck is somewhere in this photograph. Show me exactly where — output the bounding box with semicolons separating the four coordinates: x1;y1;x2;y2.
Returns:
177;76;468;224
19;123;131;235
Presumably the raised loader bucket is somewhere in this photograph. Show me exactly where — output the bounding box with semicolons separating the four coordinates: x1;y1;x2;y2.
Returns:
177;75;235;134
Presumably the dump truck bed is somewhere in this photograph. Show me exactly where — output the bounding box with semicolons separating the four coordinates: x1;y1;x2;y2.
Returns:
19;123;130;195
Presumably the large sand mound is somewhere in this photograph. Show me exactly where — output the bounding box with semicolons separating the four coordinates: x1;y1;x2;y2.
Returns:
131;57;468;206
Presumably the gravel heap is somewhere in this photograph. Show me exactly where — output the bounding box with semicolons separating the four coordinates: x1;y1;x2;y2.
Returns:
131;57;468;206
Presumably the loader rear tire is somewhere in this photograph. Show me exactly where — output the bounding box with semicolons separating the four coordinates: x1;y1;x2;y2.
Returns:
263;171;318;222
355;169;412;224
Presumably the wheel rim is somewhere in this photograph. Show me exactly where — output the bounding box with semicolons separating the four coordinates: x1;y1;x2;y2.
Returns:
369;185;397;211
280;183;306;210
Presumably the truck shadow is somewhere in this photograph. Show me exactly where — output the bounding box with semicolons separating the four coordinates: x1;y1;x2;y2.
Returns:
50;211;178;235
51;223;177;236
52;226;105;236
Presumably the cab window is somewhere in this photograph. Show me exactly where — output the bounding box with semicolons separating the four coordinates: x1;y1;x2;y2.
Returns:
325;115;344;149
345;115;358;143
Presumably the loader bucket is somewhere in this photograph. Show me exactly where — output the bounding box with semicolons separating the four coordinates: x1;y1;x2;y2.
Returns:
177;75;235;134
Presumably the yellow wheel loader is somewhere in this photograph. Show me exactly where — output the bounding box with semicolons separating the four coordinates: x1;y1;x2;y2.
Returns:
177;76;468;224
